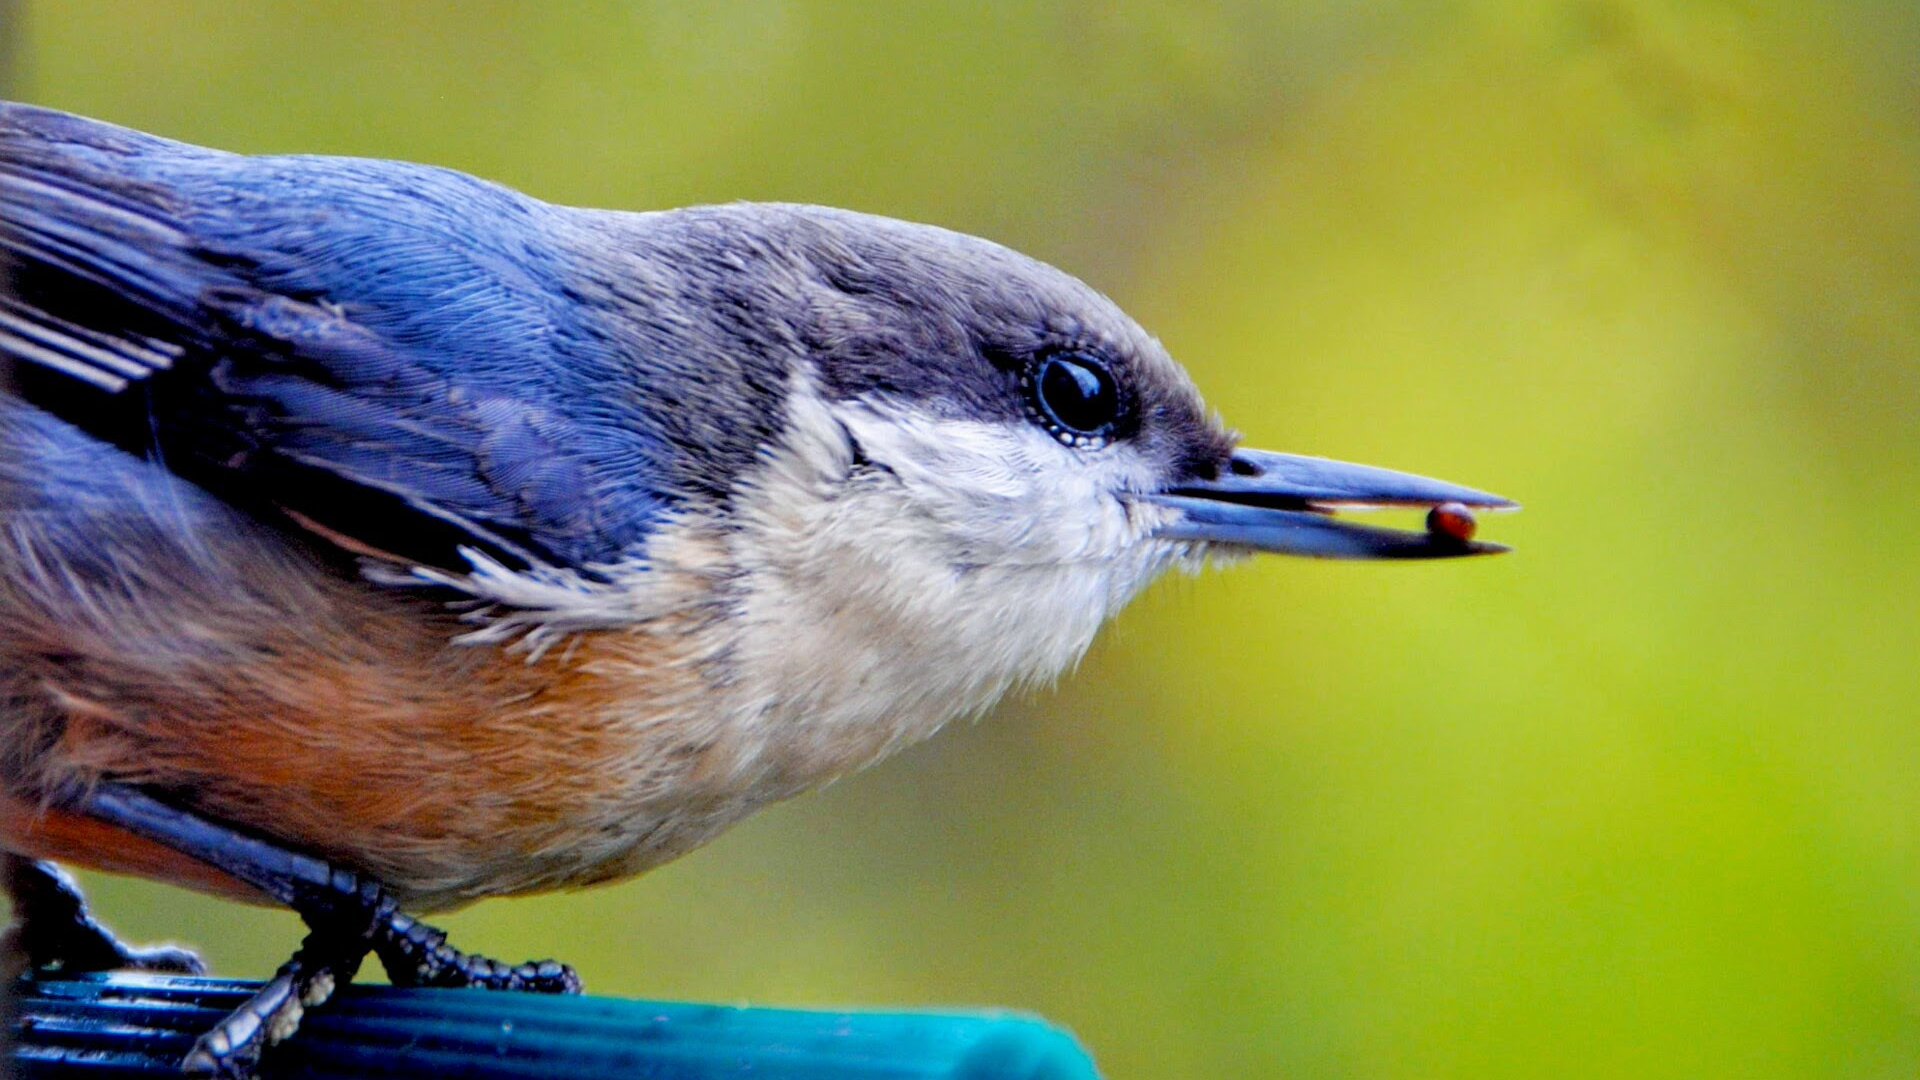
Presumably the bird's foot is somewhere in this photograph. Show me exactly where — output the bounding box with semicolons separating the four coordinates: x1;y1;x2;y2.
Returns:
1;854;205;976
373;910;580;993
72;784;582;1076
178;870;578;1078
181;925;366;1079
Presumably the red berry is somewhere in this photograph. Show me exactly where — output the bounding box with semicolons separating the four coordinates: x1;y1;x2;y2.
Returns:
1426;501;1477;542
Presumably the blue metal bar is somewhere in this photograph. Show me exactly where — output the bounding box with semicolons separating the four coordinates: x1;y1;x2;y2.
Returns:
10;975;1101;1080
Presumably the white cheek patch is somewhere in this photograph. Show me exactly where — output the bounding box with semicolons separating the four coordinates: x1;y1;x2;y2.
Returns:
832;398;1164;570
722;384;1190;748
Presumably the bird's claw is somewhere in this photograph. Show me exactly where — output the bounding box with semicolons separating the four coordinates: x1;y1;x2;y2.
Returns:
1;855;207;976
86;939;207;976
181;928;361;1079
374;910;582;993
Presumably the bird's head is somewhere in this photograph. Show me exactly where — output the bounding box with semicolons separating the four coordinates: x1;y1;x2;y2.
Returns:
575;204;1514;730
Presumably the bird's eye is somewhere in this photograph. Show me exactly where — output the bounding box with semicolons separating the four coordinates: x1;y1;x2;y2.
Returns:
1028;351;1121;447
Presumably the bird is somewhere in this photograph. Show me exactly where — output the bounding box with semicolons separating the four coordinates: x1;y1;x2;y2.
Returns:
0;102;1514;1076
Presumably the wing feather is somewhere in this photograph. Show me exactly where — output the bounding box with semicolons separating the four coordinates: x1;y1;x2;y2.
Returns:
0;103;663;575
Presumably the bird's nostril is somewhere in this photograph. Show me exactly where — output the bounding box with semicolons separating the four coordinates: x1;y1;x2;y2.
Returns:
1229;455;1263;478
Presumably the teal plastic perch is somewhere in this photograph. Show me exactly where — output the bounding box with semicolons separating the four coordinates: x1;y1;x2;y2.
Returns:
10;974;1102;1079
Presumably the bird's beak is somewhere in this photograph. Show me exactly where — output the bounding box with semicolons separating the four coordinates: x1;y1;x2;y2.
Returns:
1145;448;1518;559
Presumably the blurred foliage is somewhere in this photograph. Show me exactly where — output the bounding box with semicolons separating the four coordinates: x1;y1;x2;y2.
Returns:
10;2;1920;1077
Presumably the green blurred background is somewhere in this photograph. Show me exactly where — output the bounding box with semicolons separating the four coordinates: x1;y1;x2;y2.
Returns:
8;2;1920;1077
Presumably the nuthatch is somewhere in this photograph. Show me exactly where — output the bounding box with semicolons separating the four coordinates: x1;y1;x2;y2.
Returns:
0;103;1513;1074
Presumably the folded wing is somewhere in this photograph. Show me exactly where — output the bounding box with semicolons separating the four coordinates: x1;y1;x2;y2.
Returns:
0;103;667;576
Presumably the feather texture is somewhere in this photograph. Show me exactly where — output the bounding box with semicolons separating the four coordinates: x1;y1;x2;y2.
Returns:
0;102;675;573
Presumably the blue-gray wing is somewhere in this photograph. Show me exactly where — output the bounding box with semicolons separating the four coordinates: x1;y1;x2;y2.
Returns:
0;103;669;574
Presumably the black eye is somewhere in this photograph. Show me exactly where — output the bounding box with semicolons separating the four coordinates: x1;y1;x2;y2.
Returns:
1028;352;1121;446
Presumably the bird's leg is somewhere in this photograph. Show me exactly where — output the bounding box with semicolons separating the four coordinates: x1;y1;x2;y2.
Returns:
75;784;579;1077
0;852;205;975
